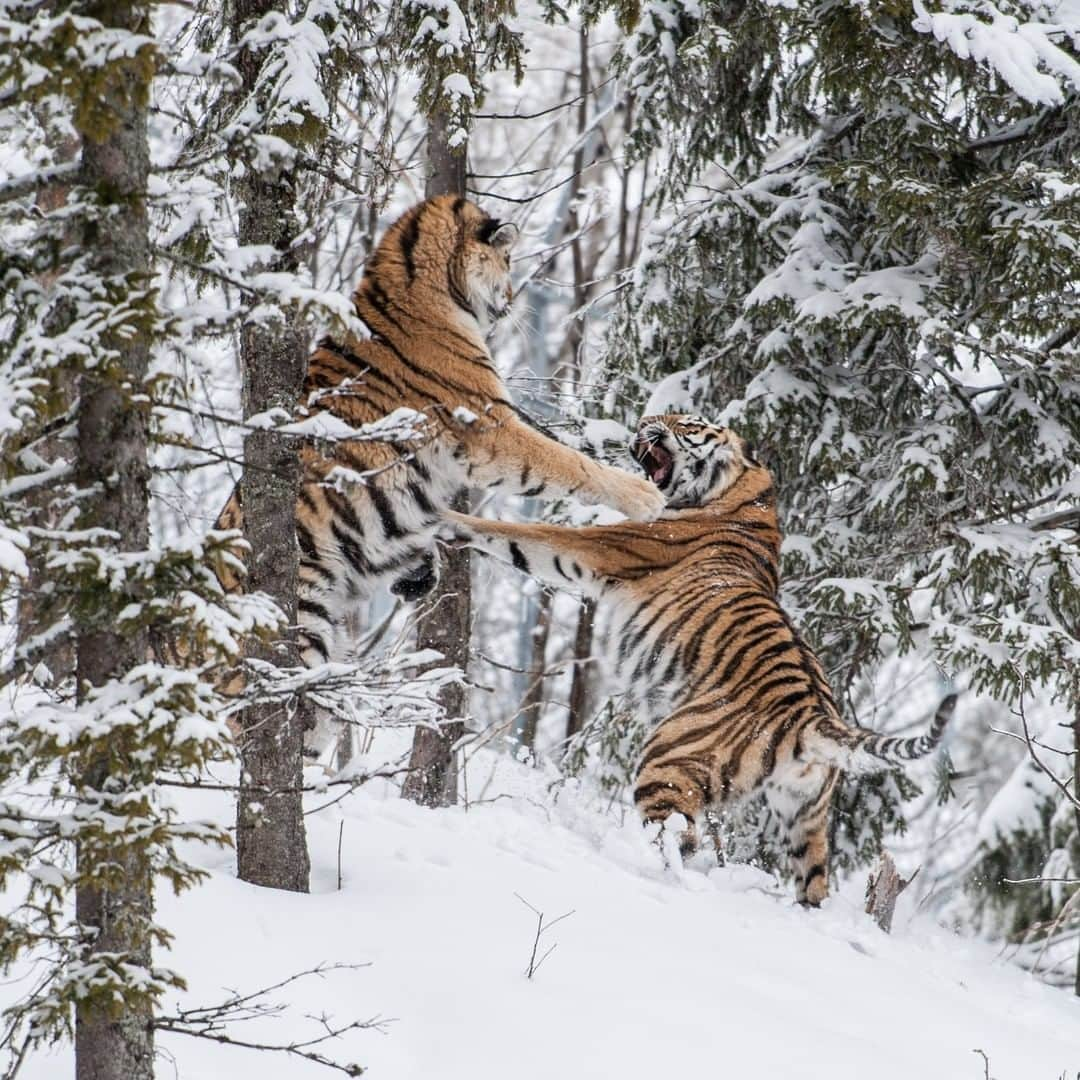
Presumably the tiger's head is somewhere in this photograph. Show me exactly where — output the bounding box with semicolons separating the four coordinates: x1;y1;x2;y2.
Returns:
630;414;764;509
356;196;518;337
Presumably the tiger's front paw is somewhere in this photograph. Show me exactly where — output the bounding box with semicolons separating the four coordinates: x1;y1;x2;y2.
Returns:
614;474;666;521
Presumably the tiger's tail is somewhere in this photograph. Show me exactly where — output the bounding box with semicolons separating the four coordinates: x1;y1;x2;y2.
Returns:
805;694;957;774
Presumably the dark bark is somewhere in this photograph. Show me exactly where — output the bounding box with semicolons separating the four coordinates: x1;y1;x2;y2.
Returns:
425;111;467;198
403;496;472;806
561;26;591;380
232;0;311;891
74;0;154;1073
516;590;554;754
402;120;471;806
1074;689;1080;998
565;598;595;742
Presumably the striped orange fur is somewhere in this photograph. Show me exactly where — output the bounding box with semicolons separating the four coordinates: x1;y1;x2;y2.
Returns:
449;414;955;905
217;196;663;758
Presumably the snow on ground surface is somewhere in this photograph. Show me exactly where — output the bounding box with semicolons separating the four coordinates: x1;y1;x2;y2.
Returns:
10;752;1080;1080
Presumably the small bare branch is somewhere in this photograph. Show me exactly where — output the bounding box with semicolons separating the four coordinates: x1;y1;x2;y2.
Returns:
155;963;389;1077
514;893;575;979
1010;673;1080;812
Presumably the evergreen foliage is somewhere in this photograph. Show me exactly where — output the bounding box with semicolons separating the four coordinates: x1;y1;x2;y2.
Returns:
585;0;1080;889
0;0;284;1062
396;0;525;149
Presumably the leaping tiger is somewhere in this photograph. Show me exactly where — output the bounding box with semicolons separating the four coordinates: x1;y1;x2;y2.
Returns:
447;413;955;906
216;196;664;757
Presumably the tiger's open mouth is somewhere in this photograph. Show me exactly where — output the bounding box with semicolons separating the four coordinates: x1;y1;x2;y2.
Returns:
632;439;674;488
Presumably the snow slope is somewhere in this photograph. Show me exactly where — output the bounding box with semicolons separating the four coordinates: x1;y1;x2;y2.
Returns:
11;754;1080;1080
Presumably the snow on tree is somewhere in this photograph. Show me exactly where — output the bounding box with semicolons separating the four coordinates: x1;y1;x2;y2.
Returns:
0;0;276;1068
585;0;1079;934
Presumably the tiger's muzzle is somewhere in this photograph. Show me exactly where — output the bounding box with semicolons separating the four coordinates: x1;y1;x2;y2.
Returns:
630;432;675;490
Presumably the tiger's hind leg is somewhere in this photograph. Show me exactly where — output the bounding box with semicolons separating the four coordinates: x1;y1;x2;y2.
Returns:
766;766;838;907
634;751;710;864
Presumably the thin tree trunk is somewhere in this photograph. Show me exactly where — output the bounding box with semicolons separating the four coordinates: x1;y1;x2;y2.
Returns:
402;114;471;807
1074;685;1080;997
565;598;595;742
516;590;554;754
561;25;591;379
74;0;153;1070
232;0;311;891
561;32;600;748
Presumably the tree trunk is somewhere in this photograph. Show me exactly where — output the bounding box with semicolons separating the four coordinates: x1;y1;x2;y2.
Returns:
232;0;311;891
515;590;554;755
74;0;154;1070
565;598;595;742
402;115;471;807
560;25;591;380
864;851;915;934
1073;686;1080;998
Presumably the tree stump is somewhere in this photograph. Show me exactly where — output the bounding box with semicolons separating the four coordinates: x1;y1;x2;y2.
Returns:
864;851;917;933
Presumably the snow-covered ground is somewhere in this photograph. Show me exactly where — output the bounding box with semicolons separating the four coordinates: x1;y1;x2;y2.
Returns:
9;751;1079;1080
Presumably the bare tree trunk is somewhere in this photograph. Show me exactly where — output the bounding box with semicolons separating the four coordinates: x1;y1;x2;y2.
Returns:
402;116;471;807
232;0;311;891
1074;687;1080;997
565;598;595;741
74;0;153;1070
560;25;591;380
515;590;554;754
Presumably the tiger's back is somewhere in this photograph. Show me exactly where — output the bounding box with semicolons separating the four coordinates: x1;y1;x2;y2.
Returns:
216;196;664;758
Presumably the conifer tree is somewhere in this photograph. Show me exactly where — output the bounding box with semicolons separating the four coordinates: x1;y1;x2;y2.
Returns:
226;0;326;893
0;0;276;1069
586;0;1080;885
397;0;526;805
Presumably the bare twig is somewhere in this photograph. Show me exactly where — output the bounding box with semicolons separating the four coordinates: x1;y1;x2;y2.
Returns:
337;821;345;891
972;1049;993;1080
514;893;575;979
155;963;388;1077
1012;673;1079;811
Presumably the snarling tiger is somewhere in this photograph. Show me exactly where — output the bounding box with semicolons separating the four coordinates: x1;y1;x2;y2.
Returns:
217;196;663;756
447;413;954;905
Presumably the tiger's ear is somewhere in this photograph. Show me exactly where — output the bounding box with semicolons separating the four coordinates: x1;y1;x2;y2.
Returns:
489;222;518;252
740;437;760;465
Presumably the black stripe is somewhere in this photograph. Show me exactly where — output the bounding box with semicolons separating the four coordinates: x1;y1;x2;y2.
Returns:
325;487;365;537
407;480;436;517
368;484;405;539
296;521;319;560
400;207;423;283
508;541;529;573
448;271;475;317
300;557;336;584
298;629;330;661
299;598;334;625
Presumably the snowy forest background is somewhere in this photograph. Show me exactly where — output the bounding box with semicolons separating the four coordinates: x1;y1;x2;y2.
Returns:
1;0;1079;1075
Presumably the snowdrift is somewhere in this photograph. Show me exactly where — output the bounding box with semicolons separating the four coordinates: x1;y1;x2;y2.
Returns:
10;755;1078;1079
